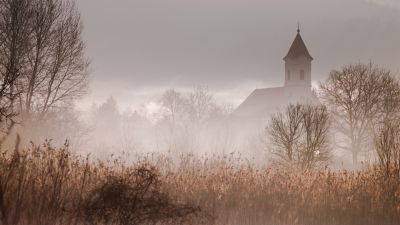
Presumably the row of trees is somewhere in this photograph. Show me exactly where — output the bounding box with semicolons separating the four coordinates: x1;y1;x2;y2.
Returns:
0;0;88;146
93;88;232;157
269;63;400;170
85;63;400;169
158;87;232;154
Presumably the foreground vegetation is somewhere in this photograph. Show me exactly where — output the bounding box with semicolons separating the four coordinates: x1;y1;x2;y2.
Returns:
0;142;399;225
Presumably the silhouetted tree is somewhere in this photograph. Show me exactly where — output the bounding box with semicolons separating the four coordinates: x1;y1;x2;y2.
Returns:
268;104;330;170
18;0;89;117
319;63;400;166
0;0;89;145
0;0;33;140
269;104;303;166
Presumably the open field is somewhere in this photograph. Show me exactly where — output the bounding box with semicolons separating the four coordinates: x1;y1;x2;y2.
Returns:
0;142;399;225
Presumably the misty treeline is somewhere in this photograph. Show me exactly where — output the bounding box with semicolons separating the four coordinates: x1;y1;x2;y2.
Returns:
87;87;234;158
88;62;400;172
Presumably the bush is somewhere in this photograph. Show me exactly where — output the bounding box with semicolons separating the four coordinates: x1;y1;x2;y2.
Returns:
83;165;198;225
0;141;200;225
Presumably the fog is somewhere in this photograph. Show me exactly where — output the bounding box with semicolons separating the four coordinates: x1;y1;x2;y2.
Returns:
1;0;399;162
76;0;400;110
8;0;396;165
2;1;400;224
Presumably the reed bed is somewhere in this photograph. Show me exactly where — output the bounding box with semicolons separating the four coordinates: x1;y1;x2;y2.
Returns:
0;142;399;225
163;155;400;225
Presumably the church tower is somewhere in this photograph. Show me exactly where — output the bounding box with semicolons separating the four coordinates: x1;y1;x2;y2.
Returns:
283;27;313;88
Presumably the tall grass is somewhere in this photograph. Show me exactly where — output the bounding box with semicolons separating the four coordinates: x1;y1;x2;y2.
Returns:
163;155;400;225
0;142;399;225
0;141;199;225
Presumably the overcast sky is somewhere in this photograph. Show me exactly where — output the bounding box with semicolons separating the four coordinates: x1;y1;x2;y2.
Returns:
75;0;400;110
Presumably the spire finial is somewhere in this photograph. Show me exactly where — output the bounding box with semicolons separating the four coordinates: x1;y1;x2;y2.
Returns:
297;23;300;33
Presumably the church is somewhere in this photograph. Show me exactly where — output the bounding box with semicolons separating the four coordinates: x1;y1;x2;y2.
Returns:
232;28;318;129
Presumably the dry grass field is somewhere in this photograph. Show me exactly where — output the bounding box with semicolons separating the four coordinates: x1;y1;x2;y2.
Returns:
0;142;399;225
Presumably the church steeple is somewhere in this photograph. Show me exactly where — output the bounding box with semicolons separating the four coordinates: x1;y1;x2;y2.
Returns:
284;28;313;87
284;29;313;61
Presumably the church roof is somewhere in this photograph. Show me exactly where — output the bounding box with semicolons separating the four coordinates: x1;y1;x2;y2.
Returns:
283;31;313;61
232;87;285;118
232;86;319;119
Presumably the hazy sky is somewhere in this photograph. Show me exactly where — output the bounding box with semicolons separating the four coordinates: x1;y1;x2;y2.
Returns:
76;0;400;110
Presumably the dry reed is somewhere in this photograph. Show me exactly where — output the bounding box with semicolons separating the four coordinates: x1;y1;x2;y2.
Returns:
0;142;399;225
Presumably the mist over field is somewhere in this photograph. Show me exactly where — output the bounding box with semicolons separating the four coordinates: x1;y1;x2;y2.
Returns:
67;0;400;161
0;0;400;225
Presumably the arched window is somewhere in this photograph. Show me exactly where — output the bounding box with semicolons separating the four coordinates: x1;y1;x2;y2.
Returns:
300;70;305;80
288;70;291;80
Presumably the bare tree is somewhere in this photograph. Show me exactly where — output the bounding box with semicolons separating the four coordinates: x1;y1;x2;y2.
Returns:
268;104;330;170
0;0;33;138
0;0;88;145
160;89;185;124
19;0;89;117
319;63;400;167
185;86;217;126
269;104;303;167
157;87;225;154
378;74;400;124
300;105;330;170
159;89;186;151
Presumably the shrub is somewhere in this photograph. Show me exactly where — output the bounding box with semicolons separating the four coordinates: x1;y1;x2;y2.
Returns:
83;165;198;225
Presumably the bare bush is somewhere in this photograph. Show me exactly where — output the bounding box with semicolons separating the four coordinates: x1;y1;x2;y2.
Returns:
374;121;400;177
83;165;198;225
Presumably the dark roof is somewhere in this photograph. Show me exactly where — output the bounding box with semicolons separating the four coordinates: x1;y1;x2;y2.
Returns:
283;32;313;61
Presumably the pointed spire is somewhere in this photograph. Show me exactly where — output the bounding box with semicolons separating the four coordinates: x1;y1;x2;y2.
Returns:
283;26;313;61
